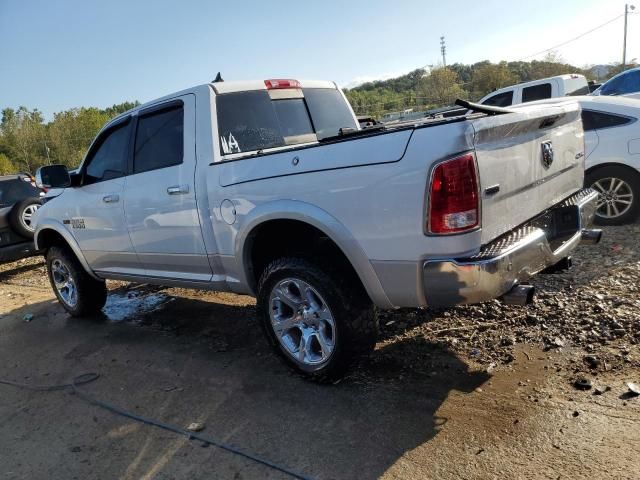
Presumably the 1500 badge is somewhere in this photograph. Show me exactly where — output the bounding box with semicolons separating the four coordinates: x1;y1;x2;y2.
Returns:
63;218;86;229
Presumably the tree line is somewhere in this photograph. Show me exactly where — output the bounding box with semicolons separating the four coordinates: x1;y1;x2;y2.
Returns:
0;102;139;175
344;55;636;118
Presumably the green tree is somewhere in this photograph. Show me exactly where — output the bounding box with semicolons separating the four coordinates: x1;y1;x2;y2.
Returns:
471;62;518;98
0;153;15;175
0;107;47;173
419;67;466;107
48;107;110;168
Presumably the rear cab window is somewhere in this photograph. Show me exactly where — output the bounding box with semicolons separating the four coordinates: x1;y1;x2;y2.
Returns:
216;86;357;158
481;91;513;107
522;83;552;102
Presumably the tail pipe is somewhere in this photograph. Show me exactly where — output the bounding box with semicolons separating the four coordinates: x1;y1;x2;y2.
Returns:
581;229;603;245
502;284;535;306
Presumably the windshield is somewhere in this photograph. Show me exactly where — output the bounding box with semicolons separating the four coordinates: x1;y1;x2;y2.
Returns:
216;87;357;156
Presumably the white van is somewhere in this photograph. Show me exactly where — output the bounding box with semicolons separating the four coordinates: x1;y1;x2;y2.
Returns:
478;74;590;107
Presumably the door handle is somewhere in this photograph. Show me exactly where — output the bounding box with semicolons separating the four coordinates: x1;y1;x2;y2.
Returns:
102;194;119;203
167;185;189;195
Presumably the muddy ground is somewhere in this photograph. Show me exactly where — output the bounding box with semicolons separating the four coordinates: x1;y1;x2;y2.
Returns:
0;225;639;479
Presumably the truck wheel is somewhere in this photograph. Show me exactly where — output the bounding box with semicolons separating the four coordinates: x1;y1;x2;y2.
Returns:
46;246;107;317
586;166;640;225
257;257;378;382
9;197;42;238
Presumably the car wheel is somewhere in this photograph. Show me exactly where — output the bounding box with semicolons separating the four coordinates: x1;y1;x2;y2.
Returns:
46;246;107;317
9;197;42;238
586;166;640;226
257;257;378;382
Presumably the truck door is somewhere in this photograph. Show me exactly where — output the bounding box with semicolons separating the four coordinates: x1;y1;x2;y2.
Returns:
123;94;211;281
62;116;142;275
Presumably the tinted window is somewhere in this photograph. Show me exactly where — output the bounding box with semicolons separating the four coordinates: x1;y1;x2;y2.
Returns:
482;91;513;107
0;179;40;207
272;99;314;140
581;110;633;131
522;83;552;102
618;71;640;94
303;88;358;140
217;91;285;155
84;121;130;185
134;104;184;174
600;76;622;95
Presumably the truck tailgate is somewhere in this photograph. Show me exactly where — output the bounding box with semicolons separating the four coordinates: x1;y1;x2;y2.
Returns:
471;102;584;244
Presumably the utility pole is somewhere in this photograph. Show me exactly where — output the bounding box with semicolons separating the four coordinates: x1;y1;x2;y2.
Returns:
440;36;447;67
623;4;636;70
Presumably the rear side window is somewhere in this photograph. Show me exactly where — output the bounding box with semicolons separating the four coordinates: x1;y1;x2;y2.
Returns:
217;91;285;155
482;91;513;107
581;110;633;131
522;83;552;102
303;88;357;139
0;179;39;207
134;104;184;174
84;121;130;185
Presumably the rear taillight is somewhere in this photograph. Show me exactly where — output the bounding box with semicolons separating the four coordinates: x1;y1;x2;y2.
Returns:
427;153;480;234
264;79;302;89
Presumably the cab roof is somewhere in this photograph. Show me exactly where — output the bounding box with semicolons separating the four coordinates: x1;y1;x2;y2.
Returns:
211;79;337;94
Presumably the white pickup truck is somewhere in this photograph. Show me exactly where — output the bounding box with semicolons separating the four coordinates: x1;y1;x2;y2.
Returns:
34;78;601;380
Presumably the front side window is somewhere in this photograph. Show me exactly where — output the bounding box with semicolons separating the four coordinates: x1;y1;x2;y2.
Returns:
522;83;552;102
134;104;184;174
482;91;513;107
581;110;633;131
83;121;130;185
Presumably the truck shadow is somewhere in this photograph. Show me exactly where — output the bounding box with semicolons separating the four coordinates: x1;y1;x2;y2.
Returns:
0;286;489;480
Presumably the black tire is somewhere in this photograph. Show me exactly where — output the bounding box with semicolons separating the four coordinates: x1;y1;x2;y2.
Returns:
46;246;107;317
586;165;640;226
257;257;378;382
9;197;42;238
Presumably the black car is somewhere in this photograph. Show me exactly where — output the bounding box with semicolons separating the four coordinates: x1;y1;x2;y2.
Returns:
0;173;44;263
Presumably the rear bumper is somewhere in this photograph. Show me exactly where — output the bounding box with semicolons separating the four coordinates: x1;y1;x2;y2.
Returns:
423;189;600;307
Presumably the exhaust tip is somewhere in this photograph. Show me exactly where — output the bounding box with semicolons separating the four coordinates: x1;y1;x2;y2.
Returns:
581;229;602;245
502;284;535;306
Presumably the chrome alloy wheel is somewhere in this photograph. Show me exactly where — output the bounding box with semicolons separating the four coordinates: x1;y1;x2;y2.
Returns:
269;278;336;366
592;177;634;219
51;258;78;307
21;203;39;232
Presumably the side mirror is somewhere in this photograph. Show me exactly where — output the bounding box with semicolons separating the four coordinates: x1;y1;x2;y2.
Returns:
36;164;71;189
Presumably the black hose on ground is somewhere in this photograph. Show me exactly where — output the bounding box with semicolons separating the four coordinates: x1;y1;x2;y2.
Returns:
0;373;312;480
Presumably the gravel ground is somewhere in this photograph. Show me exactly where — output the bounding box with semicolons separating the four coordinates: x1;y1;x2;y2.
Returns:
372;222;640;383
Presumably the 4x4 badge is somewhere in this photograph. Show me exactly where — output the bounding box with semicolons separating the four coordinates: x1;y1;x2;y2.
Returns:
541;141;554;169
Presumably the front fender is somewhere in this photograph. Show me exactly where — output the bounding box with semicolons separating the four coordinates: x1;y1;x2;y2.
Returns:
34;220;101;281
235;199;393;309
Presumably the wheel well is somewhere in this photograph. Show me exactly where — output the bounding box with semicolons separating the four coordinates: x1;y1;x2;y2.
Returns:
586;163;640;180
245;219;364;295
36;229;70;251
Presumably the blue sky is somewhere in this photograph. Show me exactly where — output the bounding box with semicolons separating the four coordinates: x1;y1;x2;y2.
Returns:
1;0;637;118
